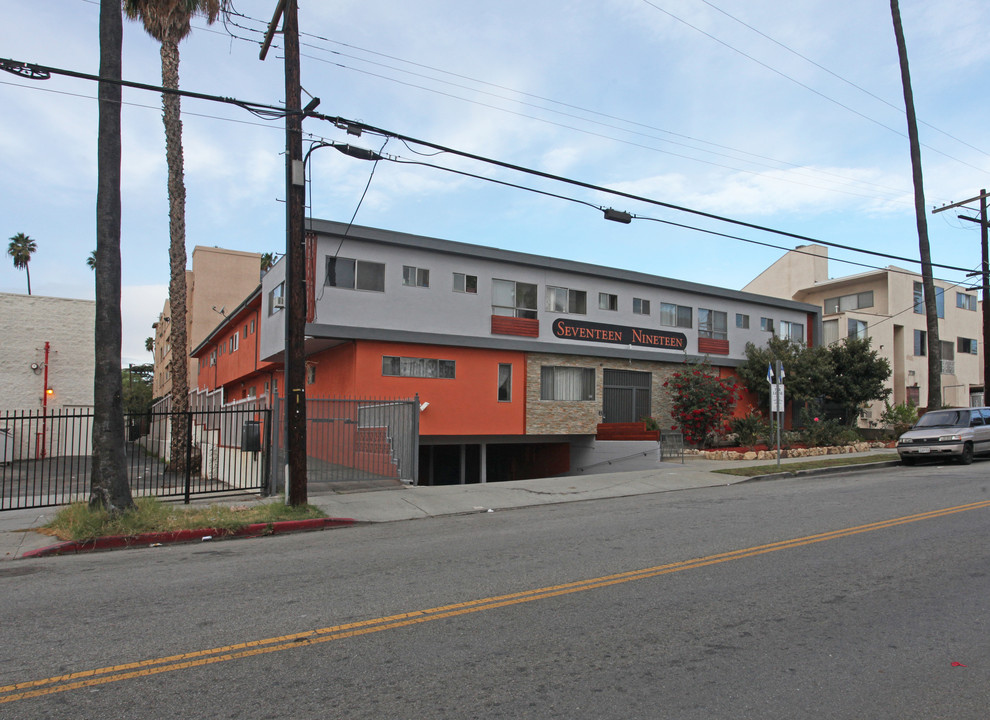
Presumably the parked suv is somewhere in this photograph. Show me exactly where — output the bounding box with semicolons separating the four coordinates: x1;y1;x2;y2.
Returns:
897;407;990;465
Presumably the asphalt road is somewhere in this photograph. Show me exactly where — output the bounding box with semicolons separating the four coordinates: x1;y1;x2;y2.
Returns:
2;461;989;718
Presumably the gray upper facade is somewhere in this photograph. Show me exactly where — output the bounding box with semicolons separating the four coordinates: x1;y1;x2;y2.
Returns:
260;220;820;366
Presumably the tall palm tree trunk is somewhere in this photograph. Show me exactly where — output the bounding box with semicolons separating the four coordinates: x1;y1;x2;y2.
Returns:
91;0;134;512
890;0;940;410
161;38;191;471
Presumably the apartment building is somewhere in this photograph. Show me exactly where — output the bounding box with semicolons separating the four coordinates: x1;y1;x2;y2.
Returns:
152;246;263;399
745;244;984;419
192;221;819;481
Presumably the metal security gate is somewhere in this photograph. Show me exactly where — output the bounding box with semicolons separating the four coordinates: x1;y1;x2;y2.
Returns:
602;369;652;424
269;396;419;491
0;404;269;511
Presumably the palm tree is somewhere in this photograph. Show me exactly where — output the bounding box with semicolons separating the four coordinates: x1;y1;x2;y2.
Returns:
87;249;97;270
145;336;155;354
91;0;134;513
260;251;277;275
890;0;940;410
7;233;37;294
124;0;224;470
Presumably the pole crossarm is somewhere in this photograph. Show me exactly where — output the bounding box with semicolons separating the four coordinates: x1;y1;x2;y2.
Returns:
932;191;990;214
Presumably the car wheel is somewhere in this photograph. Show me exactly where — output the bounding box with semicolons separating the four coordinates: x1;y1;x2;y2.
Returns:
901;456;916;466
959;443;974;465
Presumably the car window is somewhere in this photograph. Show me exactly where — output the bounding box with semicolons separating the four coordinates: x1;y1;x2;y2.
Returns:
915;410;965;428
970;411;984;427
981;409;990;424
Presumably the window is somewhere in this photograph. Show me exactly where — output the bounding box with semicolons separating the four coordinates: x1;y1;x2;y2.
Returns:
546;286;587;314
824;291;874;314
761;317;774;332
599;292;618;311
244;323;249;338
250;318;255;335
325;256;386;292
633;298;651;315
914;329;926;356
660;303;692;328
306;363;316;385
492;279;538;319
540;366;595;401
498;363;512;402
847;319;867;340
453;272;477;294
942;340;955;374
914;282;945;318
958;337;979;355
823;319;839;345
957;292;977;311
698;309;728;340
382;356;455;378
268;282;285;315
402;265;430;288
229;332;239;353
779;320;805;342
736;313;749;329
209;350;216;367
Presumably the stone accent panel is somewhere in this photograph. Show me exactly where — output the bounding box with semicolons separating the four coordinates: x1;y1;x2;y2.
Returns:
526;352;686;435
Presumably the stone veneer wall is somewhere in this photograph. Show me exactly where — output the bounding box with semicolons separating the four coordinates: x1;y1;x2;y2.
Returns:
525;352;686;435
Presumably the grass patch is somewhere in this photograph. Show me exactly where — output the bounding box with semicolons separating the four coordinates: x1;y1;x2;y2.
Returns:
713;453;900;478
41;497;327;541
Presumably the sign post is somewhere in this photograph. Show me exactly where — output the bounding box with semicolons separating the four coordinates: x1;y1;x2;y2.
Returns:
768;362;785;468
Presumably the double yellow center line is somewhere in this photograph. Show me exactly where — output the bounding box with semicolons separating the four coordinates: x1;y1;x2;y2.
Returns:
4;499;989;704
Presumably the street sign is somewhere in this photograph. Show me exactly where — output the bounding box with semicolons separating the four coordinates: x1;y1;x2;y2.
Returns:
770;383;785;413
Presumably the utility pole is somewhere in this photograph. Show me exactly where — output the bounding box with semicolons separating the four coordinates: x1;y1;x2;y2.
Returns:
933;190;990;405
260;0;307;505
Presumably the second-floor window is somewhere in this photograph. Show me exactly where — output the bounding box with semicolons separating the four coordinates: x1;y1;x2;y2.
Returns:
914;282;944;318
779;320;805;342
229;332;239;353
958;337;978;355
453;272;477;294
492;279;538;319
546;286;587;314
698;309;728;340
325;256;385;292
402;265;430;288
633;298;650;315
824;291;874;314
847;319;867;340
660;303;692;328
957;292;977;311
599;292;618;311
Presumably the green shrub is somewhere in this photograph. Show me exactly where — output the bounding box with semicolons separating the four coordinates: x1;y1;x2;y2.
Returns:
797;404;861;447
730;412;772;448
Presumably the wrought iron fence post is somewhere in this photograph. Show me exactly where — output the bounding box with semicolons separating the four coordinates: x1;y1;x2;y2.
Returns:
184;410;193;504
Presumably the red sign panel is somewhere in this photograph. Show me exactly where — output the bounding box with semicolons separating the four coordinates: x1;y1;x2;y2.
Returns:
552;318;687;351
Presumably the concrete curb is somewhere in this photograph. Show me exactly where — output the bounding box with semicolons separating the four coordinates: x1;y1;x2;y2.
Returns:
737;460;904;483
20;517;357;558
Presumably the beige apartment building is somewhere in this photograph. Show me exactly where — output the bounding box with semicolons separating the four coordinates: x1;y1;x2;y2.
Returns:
152;246;262;399
745;245;984;420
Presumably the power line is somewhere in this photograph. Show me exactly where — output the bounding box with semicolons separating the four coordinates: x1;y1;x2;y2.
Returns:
638;0;986;174
316;114;975;274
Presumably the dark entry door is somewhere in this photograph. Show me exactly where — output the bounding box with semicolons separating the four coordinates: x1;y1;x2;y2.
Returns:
602;369;651;423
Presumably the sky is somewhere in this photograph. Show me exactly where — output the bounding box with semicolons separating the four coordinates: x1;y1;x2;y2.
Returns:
3;0;990;367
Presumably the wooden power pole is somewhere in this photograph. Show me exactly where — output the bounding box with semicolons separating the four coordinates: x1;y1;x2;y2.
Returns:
933;190;990;405
261;0;307;504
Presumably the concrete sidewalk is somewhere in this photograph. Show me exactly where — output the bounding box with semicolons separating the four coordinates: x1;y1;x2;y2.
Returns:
0;450;900;560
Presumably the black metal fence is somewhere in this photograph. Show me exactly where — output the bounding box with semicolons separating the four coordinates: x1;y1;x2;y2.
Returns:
0;404;269;511
1;395;420;511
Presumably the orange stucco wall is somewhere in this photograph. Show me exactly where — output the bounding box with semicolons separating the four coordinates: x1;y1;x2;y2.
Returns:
305;340;527;437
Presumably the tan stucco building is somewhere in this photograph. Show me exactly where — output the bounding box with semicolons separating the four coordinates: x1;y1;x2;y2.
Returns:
152;246;262;399
745;245;984;420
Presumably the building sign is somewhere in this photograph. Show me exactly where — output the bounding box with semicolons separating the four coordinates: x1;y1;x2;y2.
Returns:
552;318;687;350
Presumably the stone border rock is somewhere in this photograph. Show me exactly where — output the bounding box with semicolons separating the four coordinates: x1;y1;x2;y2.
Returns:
685;442;890;461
